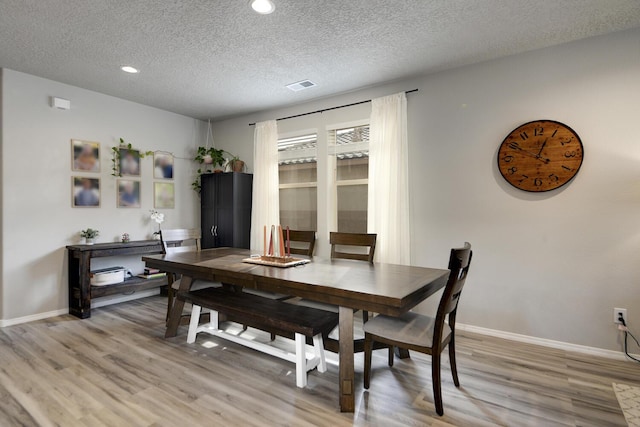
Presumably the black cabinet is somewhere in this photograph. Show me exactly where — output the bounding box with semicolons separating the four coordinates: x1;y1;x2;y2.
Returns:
201;172;253;249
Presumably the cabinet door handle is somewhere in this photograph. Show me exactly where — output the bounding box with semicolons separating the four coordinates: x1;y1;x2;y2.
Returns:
211;225;218;237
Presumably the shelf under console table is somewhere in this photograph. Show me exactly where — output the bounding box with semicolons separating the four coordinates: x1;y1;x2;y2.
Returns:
67;240;167;319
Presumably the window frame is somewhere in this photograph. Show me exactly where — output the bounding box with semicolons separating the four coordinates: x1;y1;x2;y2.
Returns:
326;120;370;234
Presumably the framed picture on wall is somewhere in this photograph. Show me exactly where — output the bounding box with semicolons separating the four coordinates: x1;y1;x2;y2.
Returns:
119;148;141;177
72;176;100;207
117;179;141;208
154;152;174;179
71;139;100;172
154;182;175;209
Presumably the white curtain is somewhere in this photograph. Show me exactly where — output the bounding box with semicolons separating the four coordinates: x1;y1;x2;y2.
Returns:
367;92;410;265
250;120;280;252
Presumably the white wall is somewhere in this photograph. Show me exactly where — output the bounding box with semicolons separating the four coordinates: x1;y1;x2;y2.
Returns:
1;69;205;321
213;28;640;352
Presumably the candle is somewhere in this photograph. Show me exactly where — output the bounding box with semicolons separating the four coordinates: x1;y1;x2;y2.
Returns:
263;225;266;257
269;225;275;256
286;226;290;257
278;225;285;258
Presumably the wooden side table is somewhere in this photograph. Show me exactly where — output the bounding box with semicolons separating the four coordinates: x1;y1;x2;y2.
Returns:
67;240;166;319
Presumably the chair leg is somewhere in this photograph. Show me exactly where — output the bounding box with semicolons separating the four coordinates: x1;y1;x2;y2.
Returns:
432;352;443;416
449;334;460;387
362;310;369;323
364;333;373;389
388;346;394;367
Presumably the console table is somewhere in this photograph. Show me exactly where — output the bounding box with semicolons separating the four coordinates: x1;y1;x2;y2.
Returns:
67;240;166;319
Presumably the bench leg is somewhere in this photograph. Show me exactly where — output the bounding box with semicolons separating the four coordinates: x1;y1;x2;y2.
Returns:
295;333;307;388
209;309;219;329
187;305;202;344
313;334;327;373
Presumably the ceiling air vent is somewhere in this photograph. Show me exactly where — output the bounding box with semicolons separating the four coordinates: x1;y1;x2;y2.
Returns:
286;80;316;92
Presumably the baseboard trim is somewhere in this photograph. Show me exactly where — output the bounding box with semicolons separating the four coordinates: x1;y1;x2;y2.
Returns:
0;298;635;362
0;289;160;327
457;322;635;361
0;308;68;327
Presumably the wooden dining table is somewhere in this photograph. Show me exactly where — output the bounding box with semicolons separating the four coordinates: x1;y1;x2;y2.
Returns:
142;247;450;412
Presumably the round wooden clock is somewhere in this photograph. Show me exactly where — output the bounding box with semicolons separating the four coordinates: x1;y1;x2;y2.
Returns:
497;120;583;192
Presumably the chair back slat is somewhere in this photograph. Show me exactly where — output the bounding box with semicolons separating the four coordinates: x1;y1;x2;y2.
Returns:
330;232;376;263
286;230;316;257
433;242;472;345
160;229;201;254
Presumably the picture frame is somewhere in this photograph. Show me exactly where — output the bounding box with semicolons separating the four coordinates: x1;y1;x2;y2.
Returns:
154;182;175;209
119;148;141;177
154;152;174;180
72;176;100;207
117;179;141;208
71;139;100;172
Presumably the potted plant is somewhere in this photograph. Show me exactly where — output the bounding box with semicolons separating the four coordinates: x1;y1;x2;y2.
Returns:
192;146;226;192
195;147;225;171
80;228;100;245
227;154;245;172
149;209;165;239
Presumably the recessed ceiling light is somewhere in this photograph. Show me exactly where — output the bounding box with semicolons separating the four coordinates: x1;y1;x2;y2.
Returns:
250;0;275;14
120;66;139;74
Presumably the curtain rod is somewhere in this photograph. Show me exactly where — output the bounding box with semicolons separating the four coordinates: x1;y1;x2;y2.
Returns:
248;89;418;126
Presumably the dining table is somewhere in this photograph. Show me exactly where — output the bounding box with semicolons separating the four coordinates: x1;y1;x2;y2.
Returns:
142;247;450;413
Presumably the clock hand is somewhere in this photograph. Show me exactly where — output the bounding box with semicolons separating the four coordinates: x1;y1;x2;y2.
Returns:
508;142;551;164
536;138;548;157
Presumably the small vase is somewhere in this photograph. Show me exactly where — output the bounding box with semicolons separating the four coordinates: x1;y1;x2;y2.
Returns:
86;238;95;245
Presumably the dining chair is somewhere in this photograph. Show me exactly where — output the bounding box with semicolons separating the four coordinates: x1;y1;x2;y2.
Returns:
330;231;376;263
287;229;316;257
330;231;376;321
161;229;219;323
286;232;377;353
363;242;473;416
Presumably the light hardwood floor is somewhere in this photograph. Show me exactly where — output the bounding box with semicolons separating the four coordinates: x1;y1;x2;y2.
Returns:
0;295;637;426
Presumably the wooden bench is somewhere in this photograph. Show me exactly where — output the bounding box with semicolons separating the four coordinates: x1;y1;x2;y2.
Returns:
177;287;339;388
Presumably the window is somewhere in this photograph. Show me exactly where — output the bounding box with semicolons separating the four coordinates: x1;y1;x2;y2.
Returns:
278;125;369;235
329;125;369;233
278;134;317;231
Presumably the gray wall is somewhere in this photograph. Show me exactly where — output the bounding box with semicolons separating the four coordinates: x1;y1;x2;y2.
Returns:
1;69;205;321
212;28;640;352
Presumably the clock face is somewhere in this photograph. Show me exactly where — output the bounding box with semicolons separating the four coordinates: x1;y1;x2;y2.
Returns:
497;120;583;192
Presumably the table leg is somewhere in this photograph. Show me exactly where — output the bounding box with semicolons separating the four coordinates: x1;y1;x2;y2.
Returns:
165;275;193;338
338;306;355;412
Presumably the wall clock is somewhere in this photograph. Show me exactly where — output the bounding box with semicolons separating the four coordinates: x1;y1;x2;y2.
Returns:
497;120;583;192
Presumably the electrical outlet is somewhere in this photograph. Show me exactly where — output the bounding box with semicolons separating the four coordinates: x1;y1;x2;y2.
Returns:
614;308;627;324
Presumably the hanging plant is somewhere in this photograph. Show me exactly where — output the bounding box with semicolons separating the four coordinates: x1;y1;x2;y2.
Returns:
191;146;225;192
192;120;224;192
111;138;153;177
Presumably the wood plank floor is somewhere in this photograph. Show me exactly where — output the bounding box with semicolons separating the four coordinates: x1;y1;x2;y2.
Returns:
0;295;638;426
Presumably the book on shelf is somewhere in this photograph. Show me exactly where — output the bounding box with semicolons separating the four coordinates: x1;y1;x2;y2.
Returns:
137;272;167;280
144;268;161;275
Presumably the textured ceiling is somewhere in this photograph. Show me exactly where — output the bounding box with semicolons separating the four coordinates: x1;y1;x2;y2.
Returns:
1;0;639;120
